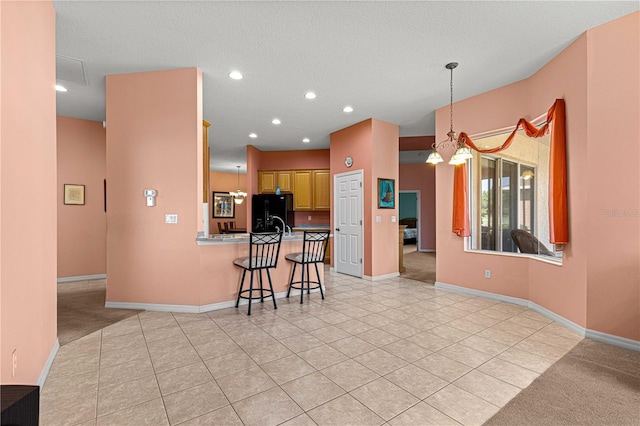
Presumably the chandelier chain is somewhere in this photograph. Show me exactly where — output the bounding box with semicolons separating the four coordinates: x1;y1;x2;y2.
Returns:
449;65;454;133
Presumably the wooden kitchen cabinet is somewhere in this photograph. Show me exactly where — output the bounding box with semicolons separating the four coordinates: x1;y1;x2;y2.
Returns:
277;170;294;193
293;170;313;210
312;170;330;210
259;170;293;193
258;171;277;193
258;168;330;211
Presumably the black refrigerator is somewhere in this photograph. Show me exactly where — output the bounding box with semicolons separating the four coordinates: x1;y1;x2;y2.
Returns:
252;194;295;232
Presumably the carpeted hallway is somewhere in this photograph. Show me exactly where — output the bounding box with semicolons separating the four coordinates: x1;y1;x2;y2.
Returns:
57;279;141;345
401;248;436;284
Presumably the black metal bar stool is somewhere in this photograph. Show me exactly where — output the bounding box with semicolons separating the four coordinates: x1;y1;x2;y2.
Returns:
285;230;330;303
233;232;282;315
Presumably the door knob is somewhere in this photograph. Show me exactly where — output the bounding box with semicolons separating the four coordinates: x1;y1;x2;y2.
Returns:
335;228;340;232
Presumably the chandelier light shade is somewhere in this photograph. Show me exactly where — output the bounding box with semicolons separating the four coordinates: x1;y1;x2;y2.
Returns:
229;165;247;204
426;62;472;166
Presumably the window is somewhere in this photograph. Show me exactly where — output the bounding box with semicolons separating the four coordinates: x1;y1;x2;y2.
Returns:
469;129;561;262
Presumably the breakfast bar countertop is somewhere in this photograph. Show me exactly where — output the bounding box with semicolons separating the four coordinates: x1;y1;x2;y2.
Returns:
196;233;305;245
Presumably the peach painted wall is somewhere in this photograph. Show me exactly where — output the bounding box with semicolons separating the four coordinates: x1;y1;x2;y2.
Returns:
1;0;58;384
436;36;587;326
400;136;435;151
209;171;247;233
259;149;329;171
436;12;640;341
371;120;400;277
57;116;106;278
105;68;202;305
584;12;639;340
294;211;330;226
197;240;323;306
330;120;373;274
330;119;399;278
399;163;436;251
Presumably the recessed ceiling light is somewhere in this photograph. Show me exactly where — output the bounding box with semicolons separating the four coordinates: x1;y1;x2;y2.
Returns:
272;118;281;125
302;138;310;143
228;71;243;80
305;92;316;100
343;106;354;113
249;133;257;138
55;84;68;92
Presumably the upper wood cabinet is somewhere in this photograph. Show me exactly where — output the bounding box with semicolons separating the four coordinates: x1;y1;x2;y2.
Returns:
293;170;313;210
258;170;294;194
312;170;330;210
277;170;294;193
258;171;277;193
258;168;330;211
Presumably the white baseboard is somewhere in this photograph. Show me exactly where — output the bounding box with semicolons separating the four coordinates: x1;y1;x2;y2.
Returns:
105;286;325;314
585;329;640;352
435;281;639;352
363;272;400;281
418;248;436;253
57;274;106;283
38;338;59;387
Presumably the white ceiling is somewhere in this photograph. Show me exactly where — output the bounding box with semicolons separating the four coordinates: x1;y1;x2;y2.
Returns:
53;1;638;172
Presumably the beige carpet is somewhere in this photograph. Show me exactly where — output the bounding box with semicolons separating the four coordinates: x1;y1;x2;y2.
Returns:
401;250;436;284
485;338;640;425
57;280;142;346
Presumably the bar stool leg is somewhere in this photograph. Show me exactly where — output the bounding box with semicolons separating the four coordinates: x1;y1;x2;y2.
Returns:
306;264;312;294
300;261;305;304
315;262;325;299
259;270;265;303
248;270;254;315
235;269;246;308
266;268;277;309
286;263;297;298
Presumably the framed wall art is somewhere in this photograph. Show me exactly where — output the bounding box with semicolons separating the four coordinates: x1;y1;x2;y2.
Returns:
212;191;235;218
378;178;395;209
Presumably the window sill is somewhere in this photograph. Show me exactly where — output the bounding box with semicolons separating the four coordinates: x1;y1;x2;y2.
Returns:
463;247;563;266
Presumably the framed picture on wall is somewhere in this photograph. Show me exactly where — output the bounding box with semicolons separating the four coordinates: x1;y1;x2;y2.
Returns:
212;191;235;218
378;178;395;209
64;184;85;205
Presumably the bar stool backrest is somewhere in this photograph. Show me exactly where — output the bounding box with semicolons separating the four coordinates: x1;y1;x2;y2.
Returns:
302;230;330;263
217;222;225;234
247;232;283;270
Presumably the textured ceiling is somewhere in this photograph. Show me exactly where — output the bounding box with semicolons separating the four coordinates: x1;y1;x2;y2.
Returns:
53;1;639;172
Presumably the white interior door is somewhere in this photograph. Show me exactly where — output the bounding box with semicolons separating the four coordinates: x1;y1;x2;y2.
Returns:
334;170;363;277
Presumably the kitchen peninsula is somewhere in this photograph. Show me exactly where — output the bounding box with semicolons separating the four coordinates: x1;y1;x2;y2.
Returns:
196;233;324;310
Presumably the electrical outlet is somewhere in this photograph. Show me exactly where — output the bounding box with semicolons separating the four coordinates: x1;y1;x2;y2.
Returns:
12;349;17;377
484;269;491;279
165;214;178;224
307;216;312;221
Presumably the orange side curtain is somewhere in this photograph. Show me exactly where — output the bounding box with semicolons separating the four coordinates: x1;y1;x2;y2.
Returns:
452;163;470;237
451;99;568;244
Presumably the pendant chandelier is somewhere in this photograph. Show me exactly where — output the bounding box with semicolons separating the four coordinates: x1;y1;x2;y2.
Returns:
229;165;247;204
426;62;473;165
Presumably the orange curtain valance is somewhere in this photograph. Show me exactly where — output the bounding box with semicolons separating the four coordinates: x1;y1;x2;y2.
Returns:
452;98;568;244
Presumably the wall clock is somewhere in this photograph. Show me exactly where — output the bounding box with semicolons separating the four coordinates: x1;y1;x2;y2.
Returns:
345;156;353;168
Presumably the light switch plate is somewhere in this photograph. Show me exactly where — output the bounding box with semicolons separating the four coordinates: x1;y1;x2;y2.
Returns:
391;216;396;222
165;214;178;224
376;215;382;223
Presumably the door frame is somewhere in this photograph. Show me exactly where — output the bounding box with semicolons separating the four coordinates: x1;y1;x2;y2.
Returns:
333;169;364;278
399;190;421;251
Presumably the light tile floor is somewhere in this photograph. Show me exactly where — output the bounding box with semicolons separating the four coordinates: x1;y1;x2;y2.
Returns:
40;269;583;426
